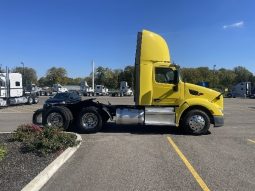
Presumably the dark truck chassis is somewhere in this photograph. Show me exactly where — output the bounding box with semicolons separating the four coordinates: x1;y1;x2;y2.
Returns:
33;98;215;135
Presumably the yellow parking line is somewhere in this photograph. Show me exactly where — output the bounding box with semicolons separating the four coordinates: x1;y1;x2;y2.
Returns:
167;136;210;191
248;139;255;144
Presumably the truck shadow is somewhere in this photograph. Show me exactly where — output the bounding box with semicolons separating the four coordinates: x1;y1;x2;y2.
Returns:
69;122;211;136
97;122;211;136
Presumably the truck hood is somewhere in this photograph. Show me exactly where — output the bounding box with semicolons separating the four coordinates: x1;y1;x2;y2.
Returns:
184;83;224;110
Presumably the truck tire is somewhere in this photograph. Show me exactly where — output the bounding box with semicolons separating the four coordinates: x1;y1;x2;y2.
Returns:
77;107;102;133
181;109;210;135
33;97;39;104
33;109;43;125
43;106;71;130
27;97;33;105
61;107;73;128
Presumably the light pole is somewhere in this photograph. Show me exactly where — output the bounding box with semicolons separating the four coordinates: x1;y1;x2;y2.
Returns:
21;62;25;86
21;62;24;76
213;65;216;88
92;60;95;92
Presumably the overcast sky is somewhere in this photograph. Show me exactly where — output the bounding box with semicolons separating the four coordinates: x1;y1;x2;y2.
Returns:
0;0;254;78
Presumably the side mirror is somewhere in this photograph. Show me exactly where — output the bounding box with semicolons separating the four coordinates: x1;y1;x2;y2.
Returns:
173;70;179;92
173;70;179;84
173;85;178;92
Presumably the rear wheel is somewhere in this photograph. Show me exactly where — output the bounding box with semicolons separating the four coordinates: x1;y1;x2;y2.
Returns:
43;106;71;130
77;107;102;133
33;109;43;125
181;109;210;135
33;97;39;104
27;97;33;105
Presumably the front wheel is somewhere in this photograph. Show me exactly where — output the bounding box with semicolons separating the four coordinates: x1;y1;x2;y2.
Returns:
181;109;210;135
77;107;102;133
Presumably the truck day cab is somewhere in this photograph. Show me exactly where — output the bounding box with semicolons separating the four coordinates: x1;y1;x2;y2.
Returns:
34;30;224;135
0;71;39;106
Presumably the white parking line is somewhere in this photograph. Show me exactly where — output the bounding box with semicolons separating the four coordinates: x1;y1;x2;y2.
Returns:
248;139;255;144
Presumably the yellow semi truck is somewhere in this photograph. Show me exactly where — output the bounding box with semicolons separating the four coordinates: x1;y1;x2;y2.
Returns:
34;30;224;135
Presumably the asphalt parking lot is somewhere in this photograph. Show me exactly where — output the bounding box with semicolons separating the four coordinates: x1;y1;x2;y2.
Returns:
1;96;255;190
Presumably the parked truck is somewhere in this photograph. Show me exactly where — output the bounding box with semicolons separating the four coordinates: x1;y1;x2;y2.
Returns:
38;86;53;96
24;83;41;96
95;85;108;96
120;81;133;96
227;82;252;98
33;30;224;135
52;84;68;93
80;82;108;96
109;81;133;96
80;81;94;96
0;71;39;106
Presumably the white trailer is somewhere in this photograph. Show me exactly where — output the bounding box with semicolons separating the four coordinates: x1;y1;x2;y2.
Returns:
0;71;39;107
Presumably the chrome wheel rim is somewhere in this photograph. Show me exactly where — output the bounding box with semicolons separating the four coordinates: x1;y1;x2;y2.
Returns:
47;112;63;127
82;113;98;129
189;115;205;132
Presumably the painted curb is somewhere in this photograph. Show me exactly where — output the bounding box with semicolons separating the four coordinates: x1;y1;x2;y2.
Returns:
21;133;82;191
0;132;13;133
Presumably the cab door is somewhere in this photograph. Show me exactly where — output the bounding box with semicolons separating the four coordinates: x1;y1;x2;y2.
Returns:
152;67;181;105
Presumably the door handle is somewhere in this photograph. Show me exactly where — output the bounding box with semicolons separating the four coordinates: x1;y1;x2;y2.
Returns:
154;98;160;102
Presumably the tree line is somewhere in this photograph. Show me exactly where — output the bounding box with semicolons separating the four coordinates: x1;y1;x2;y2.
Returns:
2;65;254;91
180;66;254;90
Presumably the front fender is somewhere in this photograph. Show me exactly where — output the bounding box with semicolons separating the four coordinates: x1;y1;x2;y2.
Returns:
176;98;223;126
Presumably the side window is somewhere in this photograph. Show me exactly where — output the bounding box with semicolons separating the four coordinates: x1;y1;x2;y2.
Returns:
155;68;175;84
0;80;5;87
15;81;21;86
